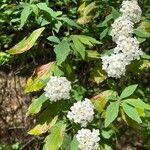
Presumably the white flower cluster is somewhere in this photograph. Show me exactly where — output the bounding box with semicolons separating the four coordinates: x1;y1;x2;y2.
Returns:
120;0;142;23
102;0;143;78
76;129;100;150
44;76;71;102
110;15;134;42
102;53;130;78
67;98;94;127
114;36;143;60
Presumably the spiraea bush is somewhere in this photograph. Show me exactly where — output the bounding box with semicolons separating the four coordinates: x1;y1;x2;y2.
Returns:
1;0;150;149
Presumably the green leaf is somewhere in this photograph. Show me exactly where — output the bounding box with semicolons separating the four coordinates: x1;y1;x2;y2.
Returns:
31;4;39;16
20;4;31;28
43;122;66;150
100;28;109;40
26;93;48;116
105;101;119;127
61;134;72;150
60;17;81;29
134;28;150;38
7;27;45;54
47;36;60;43
120;84;138;99
141;53;150;60
122;102;142;123
86;50;100;60
70;136;79;150
78;35;101;45
98;14;113;27
37;3;62;19
72;36;85;59
37;101;67;124
111;7;120;19
101;129;114;139
124;98;150;110
54;40;71;65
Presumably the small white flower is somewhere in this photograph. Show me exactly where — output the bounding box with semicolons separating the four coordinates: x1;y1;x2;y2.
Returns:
120;0;142;23
76;128;100;150
44;76;71;102
101;53;130;78
110;15;134;41
67;98;94;127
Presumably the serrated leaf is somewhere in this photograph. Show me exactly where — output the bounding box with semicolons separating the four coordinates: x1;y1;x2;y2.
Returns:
54;40;71;65
124;98;150;110
43;122;66;150
122;102;142;123
26;93;48;116
25;62;55;93
7;27;45;54
72;36;85;59
20;4;31;28
120;84;138;99
70;136;79;150
105;101;119;127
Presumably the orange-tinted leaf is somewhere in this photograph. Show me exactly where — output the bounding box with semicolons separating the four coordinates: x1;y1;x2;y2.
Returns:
25;62;55;93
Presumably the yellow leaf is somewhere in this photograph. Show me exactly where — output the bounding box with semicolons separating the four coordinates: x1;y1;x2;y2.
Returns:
28;116;58;135
7;27;45;54
91;90;115;113
28;123;50;135
77;2;97;25
90;66;107;84
77;15;92;25
136;108;145;117
78;2;86;15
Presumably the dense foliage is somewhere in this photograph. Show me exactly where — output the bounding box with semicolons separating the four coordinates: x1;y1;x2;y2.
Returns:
0;0;150;149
